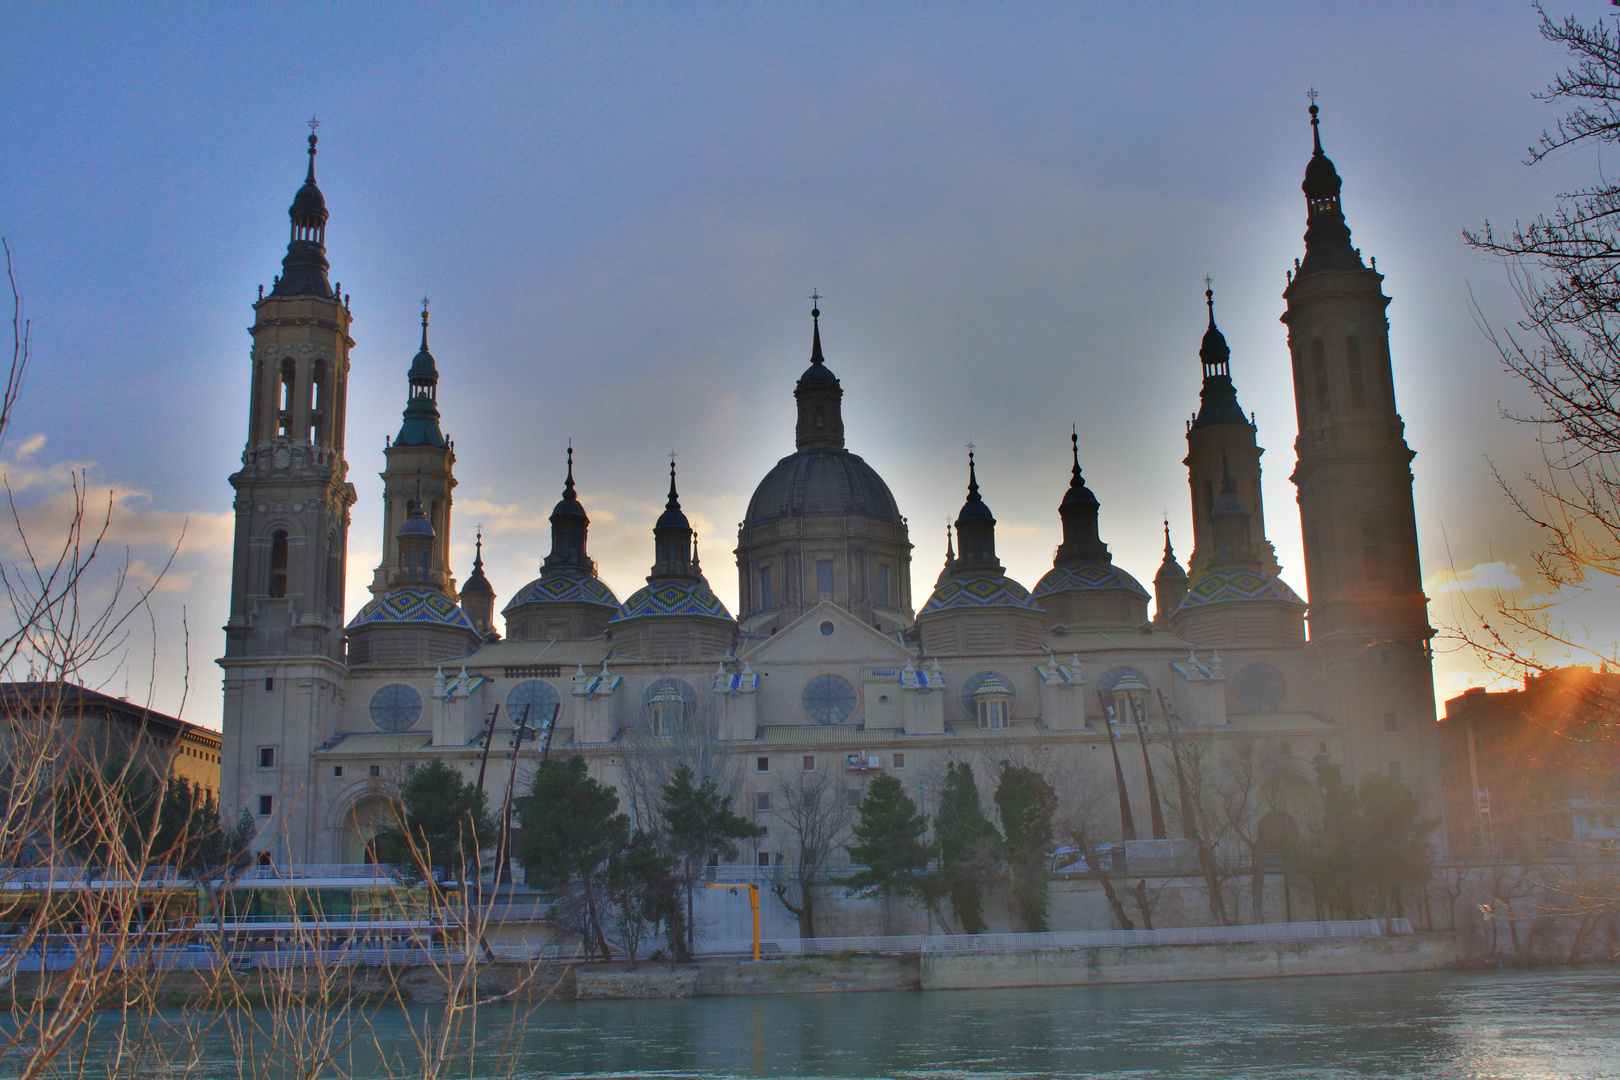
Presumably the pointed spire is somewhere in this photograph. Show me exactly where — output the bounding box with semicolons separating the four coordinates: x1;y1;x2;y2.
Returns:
1056;430;1108;566
1192;280;1245;429
652;454;695;579
1298;90;1361;275
794;294;845;449
563;443;577;501
810;294;825;367
271;122;333;299
462;528;494;595
935;520;956;587
397;301;446;448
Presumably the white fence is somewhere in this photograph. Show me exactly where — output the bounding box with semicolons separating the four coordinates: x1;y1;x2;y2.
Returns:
698;918;1413;957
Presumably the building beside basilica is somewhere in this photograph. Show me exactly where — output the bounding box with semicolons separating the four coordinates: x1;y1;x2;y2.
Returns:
220;104;1441;871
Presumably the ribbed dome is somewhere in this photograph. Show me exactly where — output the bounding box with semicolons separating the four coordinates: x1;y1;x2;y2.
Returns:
744;447;899;527
291;178;327;218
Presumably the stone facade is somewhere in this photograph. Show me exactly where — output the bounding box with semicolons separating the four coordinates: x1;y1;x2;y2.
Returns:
220;108;1442;877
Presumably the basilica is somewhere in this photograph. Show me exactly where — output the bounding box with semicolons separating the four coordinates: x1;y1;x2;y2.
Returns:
220;104;1440;869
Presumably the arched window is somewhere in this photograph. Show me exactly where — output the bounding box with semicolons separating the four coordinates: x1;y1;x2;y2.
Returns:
269;531;289;598
1346;337;1366;408
1360;523;1382;580
1310;340;1330;414
277;359;296;438
309;360;326;444
814;404;825;429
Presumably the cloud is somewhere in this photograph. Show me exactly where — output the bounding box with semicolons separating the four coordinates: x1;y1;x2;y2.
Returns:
1427;561;1523;596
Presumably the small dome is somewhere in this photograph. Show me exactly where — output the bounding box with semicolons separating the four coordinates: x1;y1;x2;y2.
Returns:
920;574;1042;615
460;566;493;595
1110;670;1150;694
347;587;474;630
1177;567;1304;610
397;502;435;540
745;447;900;527
1034;564;1150;599
612;579;733;622
291;179;327;219
797;361;839;386
971;673;1014;699
1212;485;1249;520
408;345;437;385
1303;149;1341;195
502;572;620;614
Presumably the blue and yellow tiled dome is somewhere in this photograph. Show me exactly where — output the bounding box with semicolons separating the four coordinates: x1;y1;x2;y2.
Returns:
502;573;620;615
347;587;475;630
920;575;1043;615
1177;567;1305;610
1033;563;1150;600
612;579;733;622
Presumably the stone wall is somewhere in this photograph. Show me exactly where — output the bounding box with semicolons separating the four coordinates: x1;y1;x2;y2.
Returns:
919;933;1456;990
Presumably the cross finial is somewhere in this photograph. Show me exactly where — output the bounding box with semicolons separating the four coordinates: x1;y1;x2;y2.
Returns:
966;439;976;455
1306;87;1318;107
808;290;822;318
1204;275;1213;293
307;116;322;133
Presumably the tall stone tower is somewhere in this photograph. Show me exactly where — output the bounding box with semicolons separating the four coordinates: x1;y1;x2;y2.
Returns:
219;130;357;859
1281;102;1438;790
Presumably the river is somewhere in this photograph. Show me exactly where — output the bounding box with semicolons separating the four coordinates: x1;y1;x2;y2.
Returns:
40;968;1620;1079
397;968;1615;1079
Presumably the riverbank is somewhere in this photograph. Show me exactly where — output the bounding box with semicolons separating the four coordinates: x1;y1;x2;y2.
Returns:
560;932;1457;999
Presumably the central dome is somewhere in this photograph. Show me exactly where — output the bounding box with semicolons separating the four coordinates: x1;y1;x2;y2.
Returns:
745;446;900;528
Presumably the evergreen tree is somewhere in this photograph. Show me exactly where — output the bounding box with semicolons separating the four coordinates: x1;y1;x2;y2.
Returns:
660;764;763;955
995;763;1058;932
518;755;628;958
934;762;1001;934
372;758;496;883
844;773;936;918
606;828;678;967
1299;756;1436;920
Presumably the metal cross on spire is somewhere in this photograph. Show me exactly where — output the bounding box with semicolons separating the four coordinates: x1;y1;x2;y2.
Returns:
1204;275;1213;292
1306;87;1318;106
307;116;321;133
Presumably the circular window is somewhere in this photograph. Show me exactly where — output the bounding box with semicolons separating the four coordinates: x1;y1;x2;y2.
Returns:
802;674;857;725
1097;665;1151;698
959;671;1018;716
1233;662;1288;712
820;621;835;636
369;684;423;732
642;677;698;730
507;680;561;726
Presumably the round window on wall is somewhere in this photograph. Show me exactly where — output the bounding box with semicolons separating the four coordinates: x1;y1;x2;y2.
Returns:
506;680;561;727
960;671;1018;717
642;677;699;734
1233;662;1288;712
801;674;857;725
369;684;423;732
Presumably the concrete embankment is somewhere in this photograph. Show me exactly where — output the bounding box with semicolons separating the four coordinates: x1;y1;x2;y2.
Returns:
919;933;1454;990
556;934;1455;999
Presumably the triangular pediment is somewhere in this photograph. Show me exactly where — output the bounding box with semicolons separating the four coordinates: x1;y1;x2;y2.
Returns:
743;601;912;664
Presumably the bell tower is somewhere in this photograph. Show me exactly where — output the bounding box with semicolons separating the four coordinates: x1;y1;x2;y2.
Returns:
220;126;357;860
1282;99;1438;791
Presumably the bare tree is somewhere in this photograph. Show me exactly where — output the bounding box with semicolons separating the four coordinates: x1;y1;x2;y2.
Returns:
768;766;853;939
1054;757;1136;931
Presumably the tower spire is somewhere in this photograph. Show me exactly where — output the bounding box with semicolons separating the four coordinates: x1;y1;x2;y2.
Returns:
564;443;577;501
1297;91;1362;274
271;124;333;299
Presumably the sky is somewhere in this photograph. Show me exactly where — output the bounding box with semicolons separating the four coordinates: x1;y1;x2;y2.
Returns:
2;3;1614;728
